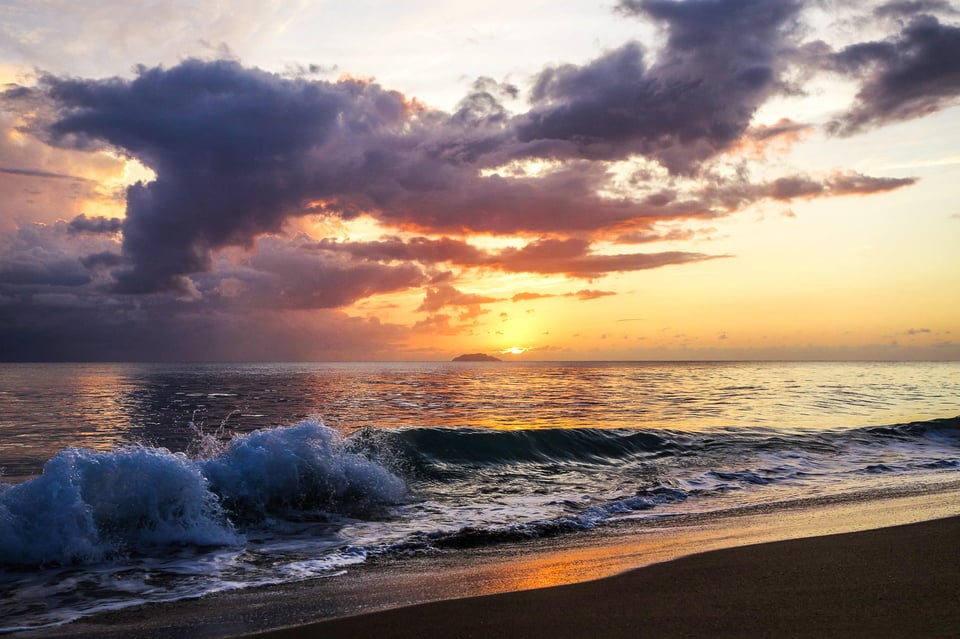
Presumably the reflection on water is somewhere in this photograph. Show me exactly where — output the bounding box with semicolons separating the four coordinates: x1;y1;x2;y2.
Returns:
1;361;959;481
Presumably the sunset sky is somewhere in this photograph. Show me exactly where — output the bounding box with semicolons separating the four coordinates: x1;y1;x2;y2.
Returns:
1;0;958;361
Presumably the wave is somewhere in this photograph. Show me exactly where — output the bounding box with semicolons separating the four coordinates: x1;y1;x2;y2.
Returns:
351;416;960;472
0;422;405;566
418;486;690;550
2;416;957;568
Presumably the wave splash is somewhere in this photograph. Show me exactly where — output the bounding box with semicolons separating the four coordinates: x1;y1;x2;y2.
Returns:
0;421;405;566
2;416;958;568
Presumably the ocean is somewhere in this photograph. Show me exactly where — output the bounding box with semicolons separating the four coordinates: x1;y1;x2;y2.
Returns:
1;361;959;633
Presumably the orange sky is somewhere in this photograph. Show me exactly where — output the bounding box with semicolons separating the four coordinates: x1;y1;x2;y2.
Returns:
0;0;958;361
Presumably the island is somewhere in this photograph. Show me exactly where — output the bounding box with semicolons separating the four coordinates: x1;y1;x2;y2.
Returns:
452;353;501;362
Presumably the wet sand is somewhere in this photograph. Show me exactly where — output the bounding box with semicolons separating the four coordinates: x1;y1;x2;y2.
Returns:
250;515;960;639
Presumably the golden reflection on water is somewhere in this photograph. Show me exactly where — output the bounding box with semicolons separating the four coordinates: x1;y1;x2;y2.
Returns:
0;364;141;480
438;488;960;600
2;361;959;481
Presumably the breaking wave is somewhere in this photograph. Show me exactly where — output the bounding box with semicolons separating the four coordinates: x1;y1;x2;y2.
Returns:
0;421;405;566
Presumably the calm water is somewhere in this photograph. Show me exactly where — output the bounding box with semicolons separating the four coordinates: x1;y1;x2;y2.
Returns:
1;361;959;631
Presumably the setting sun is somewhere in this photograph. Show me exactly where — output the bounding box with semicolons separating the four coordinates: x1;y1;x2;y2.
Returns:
502;347;528;355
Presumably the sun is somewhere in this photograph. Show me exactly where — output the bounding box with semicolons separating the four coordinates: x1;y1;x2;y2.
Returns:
501;346;527;355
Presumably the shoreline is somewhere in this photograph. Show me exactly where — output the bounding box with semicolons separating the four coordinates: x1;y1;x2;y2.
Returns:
251;514;960;639
17;483;960;639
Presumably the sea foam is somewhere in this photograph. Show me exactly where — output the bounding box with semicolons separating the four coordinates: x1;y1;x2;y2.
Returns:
0;446;235;565
0;421;405;566
201;421;407;519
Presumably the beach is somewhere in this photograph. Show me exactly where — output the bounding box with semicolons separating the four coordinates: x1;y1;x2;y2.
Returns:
19;486;960;639
254;514;960;639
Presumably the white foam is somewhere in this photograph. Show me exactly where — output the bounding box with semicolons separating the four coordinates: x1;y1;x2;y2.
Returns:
201;421;406;518
0;446;237;566
0;421;405;567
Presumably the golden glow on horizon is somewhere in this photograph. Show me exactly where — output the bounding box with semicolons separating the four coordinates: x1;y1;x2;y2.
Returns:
501;346;527;355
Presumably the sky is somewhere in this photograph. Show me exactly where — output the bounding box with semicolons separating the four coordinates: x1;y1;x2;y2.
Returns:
0;0;958;362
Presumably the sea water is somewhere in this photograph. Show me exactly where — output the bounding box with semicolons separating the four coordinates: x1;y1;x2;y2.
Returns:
1;361;958;632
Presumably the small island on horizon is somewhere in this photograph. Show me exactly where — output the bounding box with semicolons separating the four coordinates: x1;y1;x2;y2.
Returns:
452;353;502;362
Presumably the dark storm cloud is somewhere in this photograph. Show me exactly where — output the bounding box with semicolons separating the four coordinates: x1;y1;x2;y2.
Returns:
67;214;122;235
12;60;675;291
0;257;90;287
0;231;414;361
0;222;99;287
19;59;417;294
513;0;803;173
79;251;126;269
0;293;407;362
828;15;960;135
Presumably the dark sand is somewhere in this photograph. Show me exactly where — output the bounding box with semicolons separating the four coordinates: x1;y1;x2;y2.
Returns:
250;515;960;639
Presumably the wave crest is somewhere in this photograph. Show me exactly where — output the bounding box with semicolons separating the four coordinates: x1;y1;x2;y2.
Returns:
0;421;406;566
202;421;406;519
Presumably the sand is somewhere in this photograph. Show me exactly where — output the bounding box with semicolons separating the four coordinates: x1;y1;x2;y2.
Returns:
249;515;960;639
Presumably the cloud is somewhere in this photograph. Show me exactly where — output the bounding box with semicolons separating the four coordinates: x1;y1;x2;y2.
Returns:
0;226;415;361
12;60;424;293
0;296;409;362
0;0;303;78
309;236;488;265
0;223;428;361
238;238;427;310
511;0;804;173
411;313;465;336
490;237;717;278
510;289;617;302
0;2;947;362
873;1;958;19
313;234;718;278
701;170;917;207
3;5;926;298
12;60;682;292
735;119;813;158
511;291;551;302
766;172;917;199
67;214;122;235
0;112;125;231
828;15;960;135
0;221;115;287
418;284;498;312
0;166;88;180
572;289;617;300
80;251;125;269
